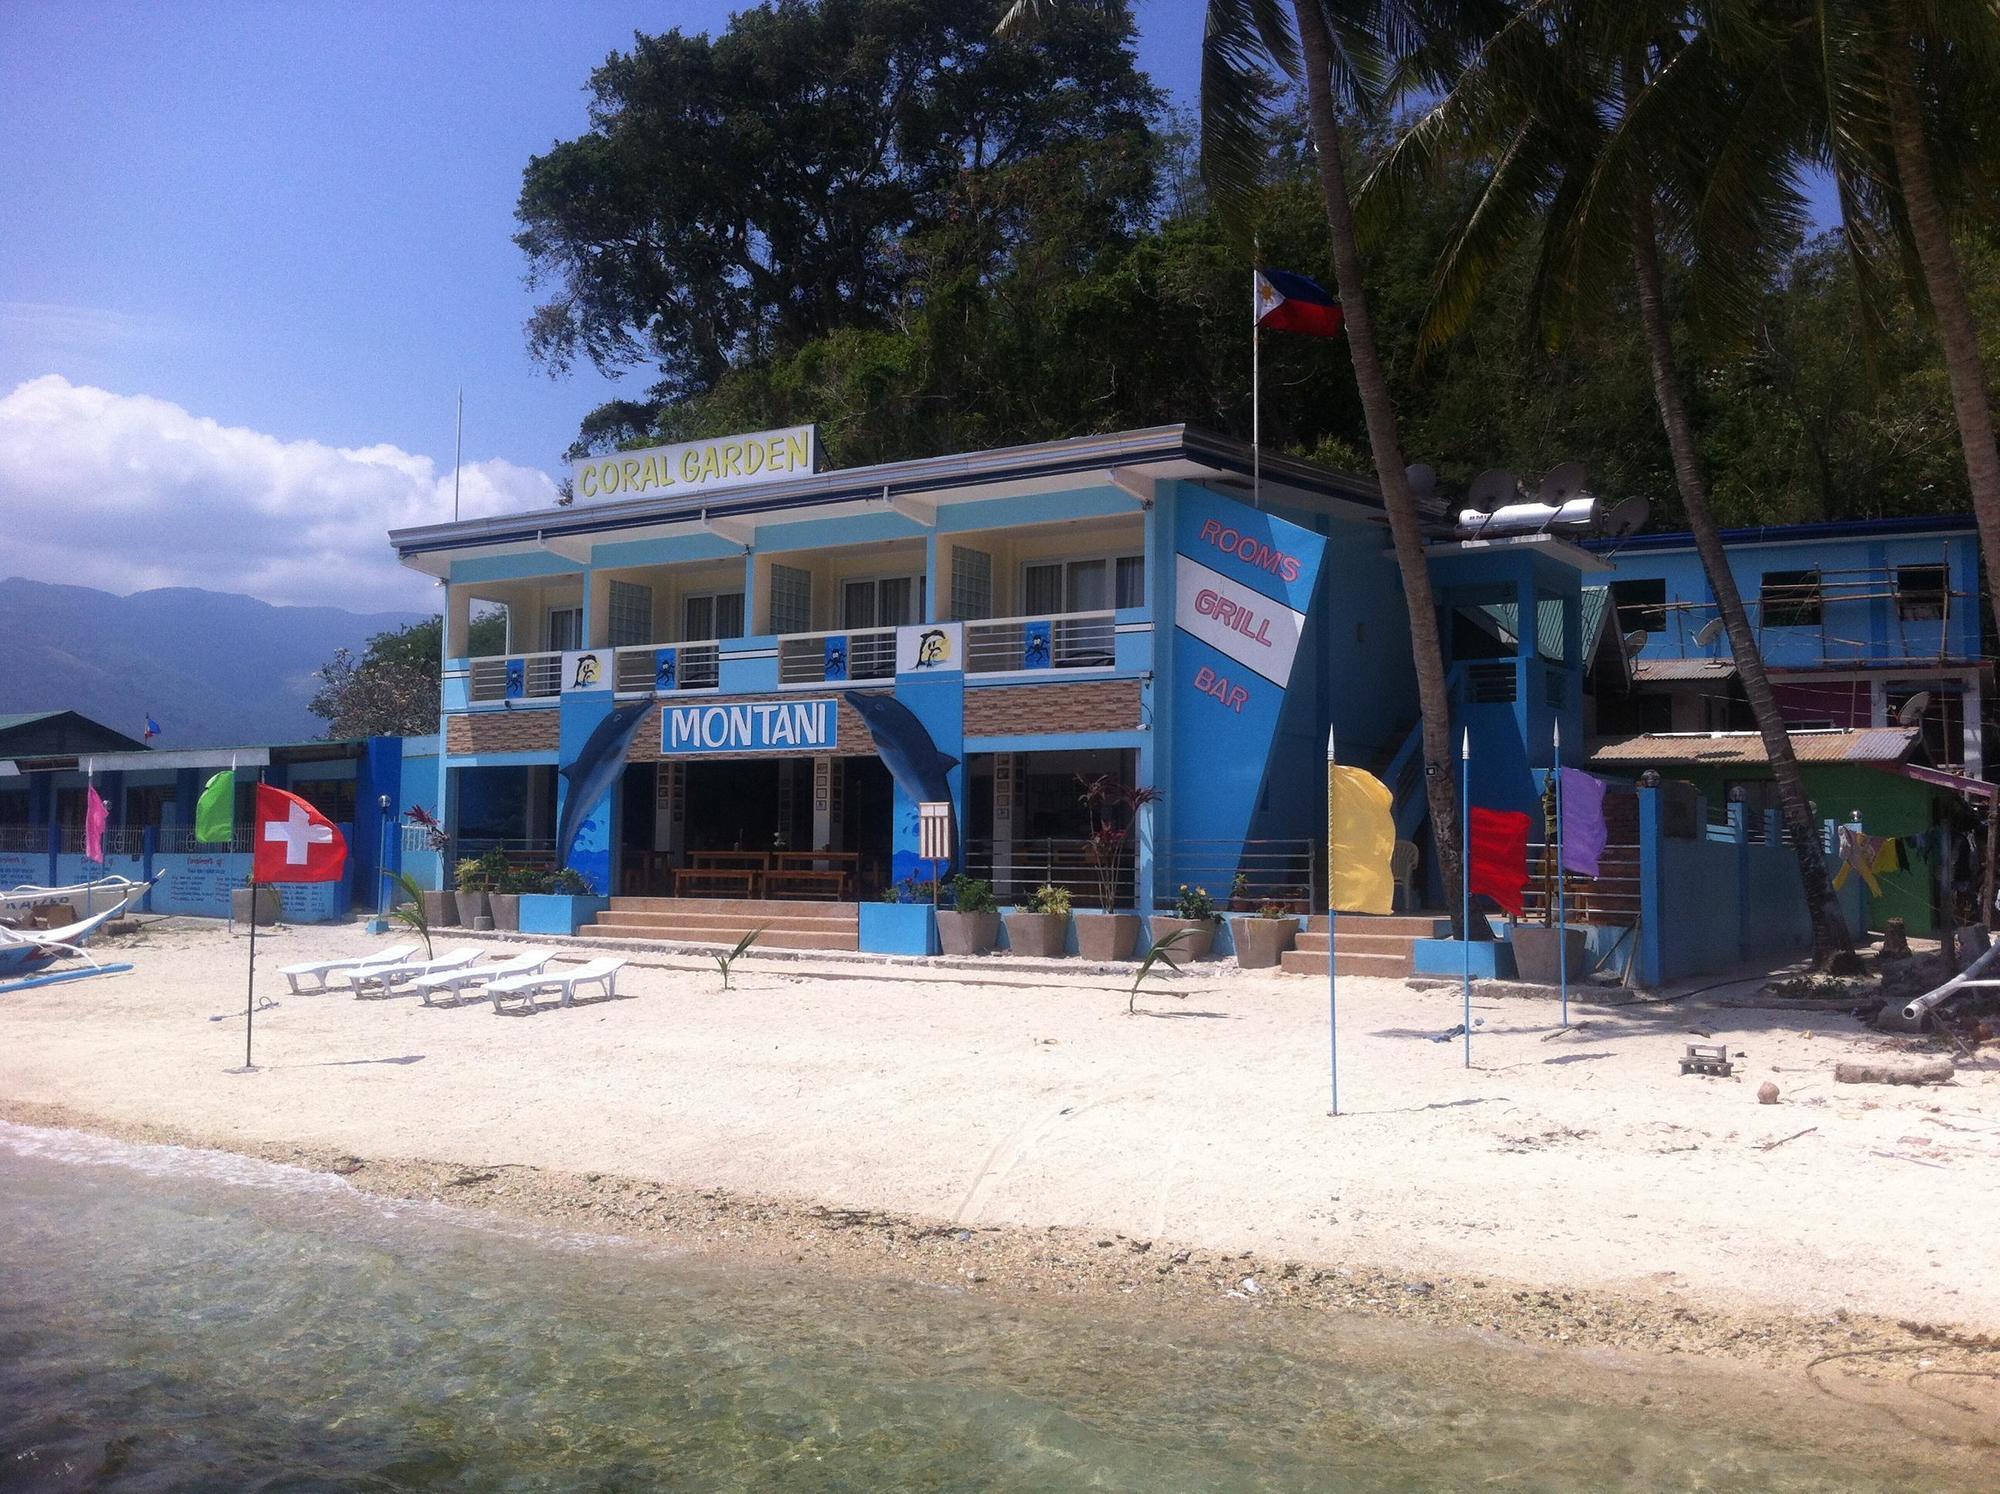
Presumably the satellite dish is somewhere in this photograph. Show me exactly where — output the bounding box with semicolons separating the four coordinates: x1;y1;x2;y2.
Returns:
1601;495;1650;540
1623;630;1648;657
1693;617;1724;649
1405;463;1438;501
1467;468;1519;511
1537;460;1589;504
1897;692;1933;727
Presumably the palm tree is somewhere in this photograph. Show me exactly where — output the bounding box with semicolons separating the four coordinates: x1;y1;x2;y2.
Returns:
1005;0;1487;927
1367;6;1860;964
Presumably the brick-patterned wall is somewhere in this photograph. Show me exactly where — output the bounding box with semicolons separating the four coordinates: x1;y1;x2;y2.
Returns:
965;680;1141;737
627;694;882;762
444;710;560;756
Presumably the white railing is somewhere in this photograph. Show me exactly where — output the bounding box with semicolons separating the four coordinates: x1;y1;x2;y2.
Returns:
614;640;722;693
57;826;149;856
778;627;897;685
966;612;1117;673
468;651;563;702
158;825;254;853
0;824;45;852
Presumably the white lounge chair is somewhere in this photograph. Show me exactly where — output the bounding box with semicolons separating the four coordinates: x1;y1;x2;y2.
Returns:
485;957;628;1014
344;947;484;997
279;945;418;994
413;947;555;1007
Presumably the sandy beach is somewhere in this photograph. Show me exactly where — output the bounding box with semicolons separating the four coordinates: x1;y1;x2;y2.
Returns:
4;917;1996;1378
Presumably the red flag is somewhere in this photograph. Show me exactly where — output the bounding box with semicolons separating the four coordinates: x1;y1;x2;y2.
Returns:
253;785;348;883
1468;806;1531;917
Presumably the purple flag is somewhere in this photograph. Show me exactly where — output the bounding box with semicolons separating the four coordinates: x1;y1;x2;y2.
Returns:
1559;767;1608;878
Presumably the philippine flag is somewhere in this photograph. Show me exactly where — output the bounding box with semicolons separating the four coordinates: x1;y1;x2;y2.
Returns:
143;716;161;742
1254;269;1345;338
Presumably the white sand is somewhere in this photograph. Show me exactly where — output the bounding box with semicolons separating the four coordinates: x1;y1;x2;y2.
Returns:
4;918;1995;1334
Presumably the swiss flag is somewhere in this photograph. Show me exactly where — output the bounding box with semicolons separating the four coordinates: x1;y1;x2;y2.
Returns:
253;785;348;883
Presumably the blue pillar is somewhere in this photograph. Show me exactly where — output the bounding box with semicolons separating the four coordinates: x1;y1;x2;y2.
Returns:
141;826;157;911
556;693;618;895
1637;786;1664;987
1729;800;1749;964
889;674;965;891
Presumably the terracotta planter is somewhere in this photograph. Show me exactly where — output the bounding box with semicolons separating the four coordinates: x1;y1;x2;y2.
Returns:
1511;924;1588;986
421;890;458;928
936;909;1001;956
455;890;491;926
1150;916;1216;960
1003;911;1069;958
1231;915;1297;970
1074;912;1140;961
231;886;283;928
488;893;521;932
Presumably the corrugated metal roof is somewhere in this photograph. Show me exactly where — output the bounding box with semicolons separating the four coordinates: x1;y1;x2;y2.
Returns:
1586;727;1919;767
1632;657;1737;682
0;712;64;731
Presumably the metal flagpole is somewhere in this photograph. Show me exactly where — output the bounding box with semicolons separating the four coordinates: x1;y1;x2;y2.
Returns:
1251;272;1262;509
1326;727;1339;1116
1461;728;1472;1069
1554;719;1569;1028
240;769;264;1072
452;388;464;522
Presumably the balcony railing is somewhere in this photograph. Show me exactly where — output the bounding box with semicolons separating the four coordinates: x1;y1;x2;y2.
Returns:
965;612;1116;673
469;651;562;703
614;640;722;693
779;627;897;685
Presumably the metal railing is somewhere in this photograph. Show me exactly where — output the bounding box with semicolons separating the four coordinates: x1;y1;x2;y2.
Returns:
778;627;896;684
0;824;45;853
613;641;721;693
958;836;1314;910
965;612;1117;673
469;651;562;702
157;825;256;854
1518;842;1642;926
960;838;1135;907
55;826;149;856
455;836;559;862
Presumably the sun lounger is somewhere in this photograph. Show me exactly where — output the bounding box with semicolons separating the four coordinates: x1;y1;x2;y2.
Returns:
412;947;554;1006
279;945;418;994
343;947;484;997
485;957;628;1014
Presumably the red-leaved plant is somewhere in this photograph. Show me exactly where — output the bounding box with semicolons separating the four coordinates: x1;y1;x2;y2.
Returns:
1077;774;1161;913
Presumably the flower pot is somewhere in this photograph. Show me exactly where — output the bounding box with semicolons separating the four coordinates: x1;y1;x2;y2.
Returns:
1150;916;1216;960
456;890;491;926
1231;915;1296;970
936;909;1001;956
421;889;458;928
1074;912;1140;961
1002;911;1069;958
488;893;520;932
1511;924;1589;986
232;886;283;928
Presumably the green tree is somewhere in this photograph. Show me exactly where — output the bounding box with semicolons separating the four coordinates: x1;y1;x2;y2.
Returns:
309;615;503;739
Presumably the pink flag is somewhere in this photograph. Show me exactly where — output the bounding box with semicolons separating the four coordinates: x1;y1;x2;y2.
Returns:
84;784;109;863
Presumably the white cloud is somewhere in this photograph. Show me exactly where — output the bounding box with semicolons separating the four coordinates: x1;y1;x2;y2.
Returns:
0;375;559;612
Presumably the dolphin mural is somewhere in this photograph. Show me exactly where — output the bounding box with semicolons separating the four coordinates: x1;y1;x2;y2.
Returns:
843;690;957;809
555;698;655;874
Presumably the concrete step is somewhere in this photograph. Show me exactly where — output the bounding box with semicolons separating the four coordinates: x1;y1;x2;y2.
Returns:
597;909;860;935
1280;948;1413;978
1293;931;1420;955
608;896;858;920
1301;913;1447;936
580;921;858;952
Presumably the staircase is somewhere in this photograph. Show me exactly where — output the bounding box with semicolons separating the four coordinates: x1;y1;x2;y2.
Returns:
1279;913;1446;979
580;897;859;952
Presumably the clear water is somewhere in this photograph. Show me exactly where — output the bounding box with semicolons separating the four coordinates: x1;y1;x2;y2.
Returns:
0;1124;1963;1491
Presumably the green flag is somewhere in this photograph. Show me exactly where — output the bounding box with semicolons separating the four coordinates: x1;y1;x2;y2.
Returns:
195;770;235;844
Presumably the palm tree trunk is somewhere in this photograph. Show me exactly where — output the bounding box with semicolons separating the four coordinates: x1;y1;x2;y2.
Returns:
1630;202;1858;968
1293;0;1465;929
1882;42;2000;649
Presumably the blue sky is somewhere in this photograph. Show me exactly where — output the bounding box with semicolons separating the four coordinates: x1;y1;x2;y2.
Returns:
1;1;1202;481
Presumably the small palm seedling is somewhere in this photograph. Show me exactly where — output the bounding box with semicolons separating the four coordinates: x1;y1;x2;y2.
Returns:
386;871;434;960
716;927;762;991
1128;927;1195;1015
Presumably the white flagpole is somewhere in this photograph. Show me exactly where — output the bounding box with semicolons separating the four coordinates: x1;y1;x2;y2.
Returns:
1555;718;1569;1028
1252;271;1262;510
1326;726;1339;1116
452;387;464;522
1461;728;1473;1069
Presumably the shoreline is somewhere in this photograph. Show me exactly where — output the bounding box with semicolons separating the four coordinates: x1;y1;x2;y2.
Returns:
7;1095;1992;1384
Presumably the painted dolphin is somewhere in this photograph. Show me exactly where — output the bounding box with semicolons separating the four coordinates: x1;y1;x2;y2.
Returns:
843;691;957;807
556;699;655;870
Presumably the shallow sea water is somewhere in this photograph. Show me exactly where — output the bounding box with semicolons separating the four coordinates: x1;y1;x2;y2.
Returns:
0;1123;1968;1491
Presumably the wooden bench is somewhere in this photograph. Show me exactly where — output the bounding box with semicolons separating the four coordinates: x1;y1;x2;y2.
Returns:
674;867;762;897
763;869;849;901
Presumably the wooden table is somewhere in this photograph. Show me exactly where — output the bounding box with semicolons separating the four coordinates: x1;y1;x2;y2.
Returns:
675;866;763;898
767;851;857;901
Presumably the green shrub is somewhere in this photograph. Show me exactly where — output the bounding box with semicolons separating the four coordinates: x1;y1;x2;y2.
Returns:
1026;884;1072;917
947;874;996;914
1173;883;1217;920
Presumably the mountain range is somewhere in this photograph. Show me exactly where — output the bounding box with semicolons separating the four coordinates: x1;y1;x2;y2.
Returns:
0;578;427;747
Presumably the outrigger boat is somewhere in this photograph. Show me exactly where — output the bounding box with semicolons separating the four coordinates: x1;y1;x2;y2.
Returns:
0;873;158;926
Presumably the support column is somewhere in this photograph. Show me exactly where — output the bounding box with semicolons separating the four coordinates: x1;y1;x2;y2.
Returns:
992;752;1016;898
811;755;842;860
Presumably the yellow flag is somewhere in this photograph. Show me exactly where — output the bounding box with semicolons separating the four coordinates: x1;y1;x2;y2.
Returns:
1328;764;1396;915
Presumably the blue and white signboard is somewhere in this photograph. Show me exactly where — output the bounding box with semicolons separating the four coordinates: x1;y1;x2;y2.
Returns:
662;699;838;754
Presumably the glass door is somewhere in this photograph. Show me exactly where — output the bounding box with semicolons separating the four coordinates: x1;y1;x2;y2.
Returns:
547;606;583;653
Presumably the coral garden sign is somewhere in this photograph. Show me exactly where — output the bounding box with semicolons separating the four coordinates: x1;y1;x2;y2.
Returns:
571;425;819;501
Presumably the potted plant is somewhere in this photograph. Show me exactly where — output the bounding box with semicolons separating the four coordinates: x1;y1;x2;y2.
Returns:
1227;870;1255;912
1003;883;1071;958
1073;774;1159;961
1513;773;1588;984
518;866;610;935
1152;883;1219;960
419;878;458;929
1232;901;1298;970
454;855;494;928
936;873;1001;956
488;855;527;932
231;874;282;929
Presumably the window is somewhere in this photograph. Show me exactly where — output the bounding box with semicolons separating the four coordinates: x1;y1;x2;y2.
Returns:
1759;570;1822;628
1115;555;1146;610
950;547;993;621
607;580;653;647
126;785;176;829
1610;577;1666;634
1022;554;1141;615
841;575;919;629
682;590;745;641
768;565;812;634
1897;565;1948;621
546;606;583;652
290;778;356;828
